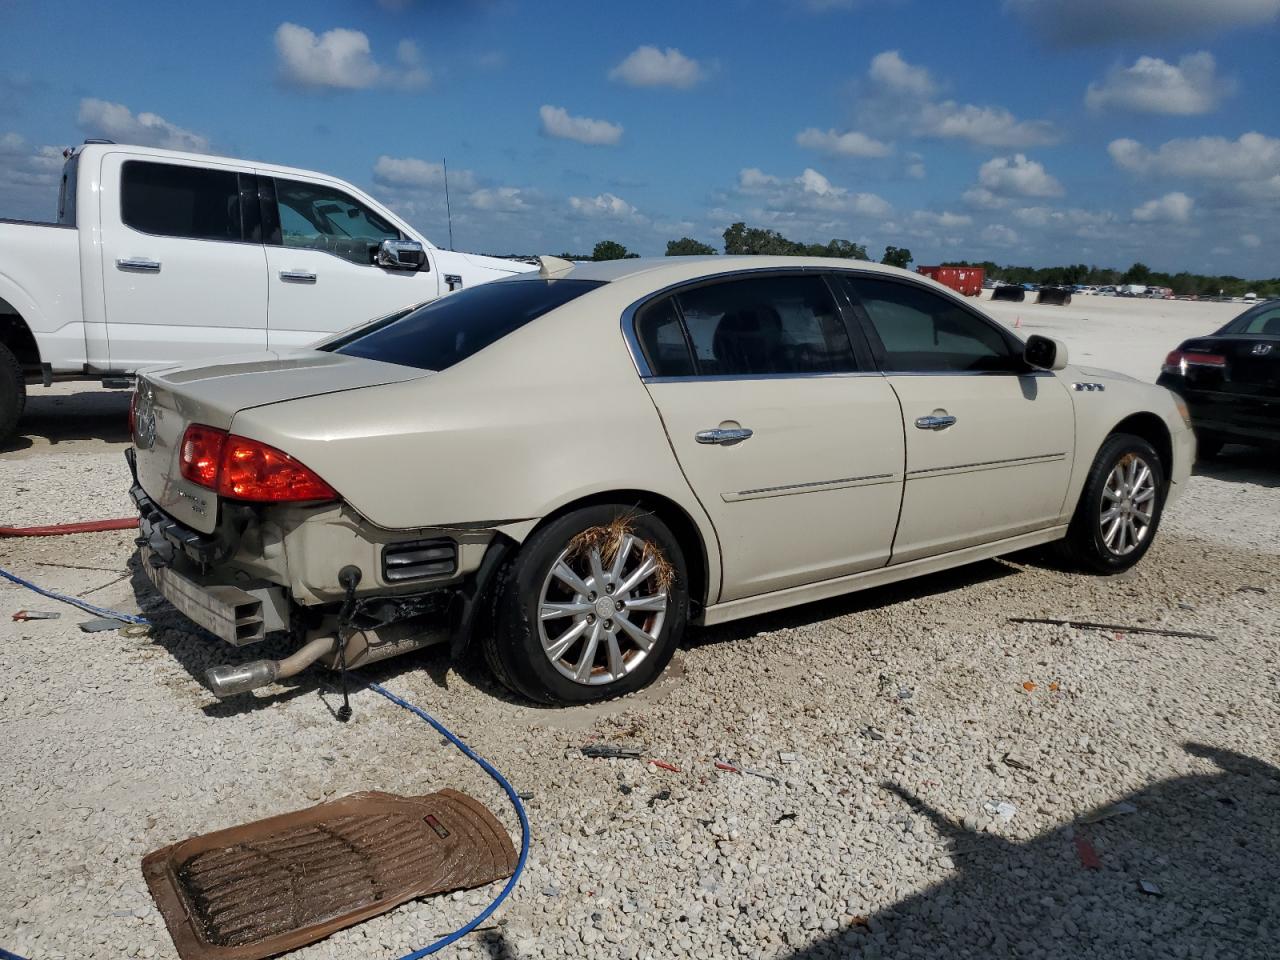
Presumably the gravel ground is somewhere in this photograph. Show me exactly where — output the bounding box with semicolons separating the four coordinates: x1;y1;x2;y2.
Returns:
2;302;1277;959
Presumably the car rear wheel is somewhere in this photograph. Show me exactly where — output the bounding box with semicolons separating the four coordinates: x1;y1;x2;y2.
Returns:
0;342;25;447
1058;433;1165;574
484;504;689;704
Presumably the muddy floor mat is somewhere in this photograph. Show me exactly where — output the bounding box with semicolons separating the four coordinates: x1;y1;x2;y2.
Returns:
142;789;517;960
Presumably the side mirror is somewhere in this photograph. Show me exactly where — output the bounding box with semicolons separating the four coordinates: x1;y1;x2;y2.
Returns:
1024;334;1069;371
377;239;427;271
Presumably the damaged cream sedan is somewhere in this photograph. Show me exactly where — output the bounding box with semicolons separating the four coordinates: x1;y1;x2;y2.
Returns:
130;256;1193;704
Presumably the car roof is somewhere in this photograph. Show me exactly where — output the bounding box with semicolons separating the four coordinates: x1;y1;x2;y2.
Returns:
524;255;927;285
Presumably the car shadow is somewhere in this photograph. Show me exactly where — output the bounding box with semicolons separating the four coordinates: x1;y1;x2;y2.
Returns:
3;387;131;452
775;743;1279;959
1194;446;1279;488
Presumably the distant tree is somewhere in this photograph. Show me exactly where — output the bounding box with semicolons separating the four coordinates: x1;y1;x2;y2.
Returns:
722;222;867;259
1122;262;1153;284
592;240;634;261
666;237;718;256
881;245;913;269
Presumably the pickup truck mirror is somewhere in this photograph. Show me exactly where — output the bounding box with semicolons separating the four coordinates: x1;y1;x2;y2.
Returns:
377;239;427;271
1024;334;1069;371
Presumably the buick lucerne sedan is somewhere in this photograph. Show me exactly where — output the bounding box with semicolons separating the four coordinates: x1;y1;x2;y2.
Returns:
129;256;1193;704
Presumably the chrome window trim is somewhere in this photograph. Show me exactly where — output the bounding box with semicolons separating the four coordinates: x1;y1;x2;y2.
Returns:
619;264;1034;380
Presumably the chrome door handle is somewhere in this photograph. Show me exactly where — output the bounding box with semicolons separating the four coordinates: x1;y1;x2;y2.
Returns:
915;414;957;430
279;270;317;283
695;427;753;445
116;258;161;273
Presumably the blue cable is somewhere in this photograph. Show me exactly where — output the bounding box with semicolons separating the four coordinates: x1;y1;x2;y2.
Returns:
0;565;529;959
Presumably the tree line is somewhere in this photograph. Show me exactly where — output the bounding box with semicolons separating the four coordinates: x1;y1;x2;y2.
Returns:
538;222;1278;297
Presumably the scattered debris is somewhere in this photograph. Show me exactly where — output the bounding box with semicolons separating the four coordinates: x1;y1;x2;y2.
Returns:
1048;682;1061;692
647;789;671;808
774;813;797;824
1022;681;1038;692
12;609;60;621
863;726;886;741
1074;835;1102;870
1081;800;1138;824
648;759;680;773
618;784;633;795
1238;585;1267;595
983;800;1018;822
848;916;871;931
580;745;641;760
1137;879;1163;896
897;687;914;700
778;752;798;764
1001;751;1032;771
79;617;124;633
1008;617;1217;642
713;759;782;785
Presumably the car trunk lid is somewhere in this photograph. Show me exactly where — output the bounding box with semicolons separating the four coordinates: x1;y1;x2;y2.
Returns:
1176;335;1280;393
132;350;427;533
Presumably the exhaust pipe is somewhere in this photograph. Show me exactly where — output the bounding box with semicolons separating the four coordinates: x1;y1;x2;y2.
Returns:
206;635;337;698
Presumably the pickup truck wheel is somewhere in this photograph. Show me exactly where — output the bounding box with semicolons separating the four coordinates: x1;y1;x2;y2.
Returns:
1058;433;1165;575
0;342;26;447
484;504;688;704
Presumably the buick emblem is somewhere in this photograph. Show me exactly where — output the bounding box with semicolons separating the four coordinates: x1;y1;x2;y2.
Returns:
1252;343;1273;356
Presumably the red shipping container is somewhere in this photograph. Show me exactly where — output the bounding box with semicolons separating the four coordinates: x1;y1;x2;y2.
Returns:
917;265;985;297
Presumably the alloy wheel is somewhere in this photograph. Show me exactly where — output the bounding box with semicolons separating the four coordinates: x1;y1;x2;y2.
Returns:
1099;453;1157;556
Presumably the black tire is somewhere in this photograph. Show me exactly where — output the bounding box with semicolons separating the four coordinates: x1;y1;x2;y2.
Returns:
1195;434;1224;460
0;342;26;447
483;504;689;704
1059;432;1166;574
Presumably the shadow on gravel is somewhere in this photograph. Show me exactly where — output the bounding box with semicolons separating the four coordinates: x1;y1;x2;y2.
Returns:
780;743;1279;960
2;388;131;453
1194;446;1279;489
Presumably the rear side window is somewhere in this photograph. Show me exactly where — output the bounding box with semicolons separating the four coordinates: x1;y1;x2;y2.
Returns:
121;161;242;241
673;274;857;376
635;297;696;377
325;278;603;371
57;154;79;226
1223;304;1280;335
846;276;1019;373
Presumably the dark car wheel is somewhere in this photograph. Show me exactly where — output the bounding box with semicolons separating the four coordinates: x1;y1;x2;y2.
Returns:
0;342;26;447
484;504;689;704
1059;433;1166;574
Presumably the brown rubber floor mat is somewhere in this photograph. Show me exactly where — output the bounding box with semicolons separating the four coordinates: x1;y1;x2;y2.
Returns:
142;789;517;960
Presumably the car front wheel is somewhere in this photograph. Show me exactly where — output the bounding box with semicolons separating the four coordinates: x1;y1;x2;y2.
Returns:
484;504;689;704
1059;432;1166;574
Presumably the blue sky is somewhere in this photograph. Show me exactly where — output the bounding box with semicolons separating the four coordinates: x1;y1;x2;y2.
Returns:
2;0;1278;276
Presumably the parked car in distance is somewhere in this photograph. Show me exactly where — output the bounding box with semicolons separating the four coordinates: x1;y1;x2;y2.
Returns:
129;256;1193;705
0;140;533;444
1157;300;1280;457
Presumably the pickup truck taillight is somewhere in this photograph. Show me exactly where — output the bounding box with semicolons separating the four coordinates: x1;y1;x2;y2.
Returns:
178;424;337;503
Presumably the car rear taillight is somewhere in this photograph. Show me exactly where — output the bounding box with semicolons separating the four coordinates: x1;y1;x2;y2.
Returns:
1162;349;1226;375
180;424;227;489
177;425;337;503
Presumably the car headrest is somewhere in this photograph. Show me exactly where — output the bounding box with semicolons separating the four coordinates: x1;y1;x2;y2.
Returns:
712;306;784;373
1261;315;1280;335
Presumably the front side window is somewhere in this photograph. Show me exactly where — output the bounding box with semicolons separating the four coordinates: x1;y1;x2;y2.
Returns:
846;276;1019;373
273;178;402;266
672;274;857;376
120;161;241;241
324;278;603;372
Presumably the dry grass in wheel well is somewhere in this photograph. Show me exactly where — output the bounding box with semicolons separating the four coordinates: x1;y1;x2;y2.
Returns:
565;512;676;594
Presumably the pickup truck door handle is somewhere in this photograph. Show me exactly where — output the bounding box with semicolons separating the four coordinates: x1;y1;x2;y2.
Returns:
116;258;161;273
914;413;957;430
279;271;317;284
695;427;753;445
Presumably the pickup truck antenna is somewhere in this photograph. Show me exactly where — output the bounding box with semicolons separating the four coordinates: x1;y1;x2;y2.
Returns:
443;157;454;251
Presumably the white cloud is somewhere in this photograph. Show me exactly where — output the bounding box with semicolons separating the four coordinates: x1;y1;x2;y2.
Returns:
372;155;477;191
862;51;1057;148
1086;53;1231;115
868;50;937;98
737;165;892;218
608;46;704;89
1109;132;1280;182
77;99;208;151
904;152;926;179
1008;0;1280;45
963;187;1009;209
568;192;640;219
0;133;64;217
468;187;531;213
912;210;972;228
1242;233;1263;248
796;127;892;158
539;105;623;146
982;224;1020;246
1132;191;1194;223
738;168;780;189
274;23;428;91
978;154;1064;197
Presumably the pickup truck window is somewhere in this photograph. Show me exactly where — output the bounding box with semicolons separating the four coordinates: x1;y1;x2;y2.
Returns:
121;161;242;242
272;178;403;266
57;153;79;227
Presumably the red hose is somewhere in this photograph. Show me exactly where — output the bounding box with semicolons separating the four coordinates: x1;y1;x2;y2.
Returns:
0;518;139;537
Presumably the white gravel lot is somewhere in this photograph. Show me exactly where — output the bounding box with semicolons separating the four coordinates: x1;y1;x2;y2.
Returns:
1;298;1276;960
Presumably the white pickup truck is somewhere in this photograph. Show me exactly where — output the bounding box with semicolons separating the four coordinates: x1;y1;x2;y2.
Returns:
0;140;532;443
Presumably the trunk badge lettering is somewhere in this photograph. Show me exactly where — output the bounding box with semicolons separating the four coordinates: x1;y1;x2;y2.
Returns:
177;489;208;516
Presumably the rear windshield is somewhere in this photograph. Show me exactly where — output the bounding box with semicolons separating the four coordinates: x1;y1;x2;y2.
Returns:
322;278;603;371
1221;301;1280;336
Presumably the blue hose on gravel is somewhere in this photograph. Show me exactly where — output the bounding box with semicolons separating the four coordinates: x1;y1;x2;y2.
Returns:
0;564;530;959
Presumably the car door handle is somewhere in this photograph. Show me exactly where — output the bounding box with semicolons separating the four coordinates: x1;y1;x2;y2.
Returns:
915;414;957;430
279;270;317;283
116;258;161;273
696;427;753;445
